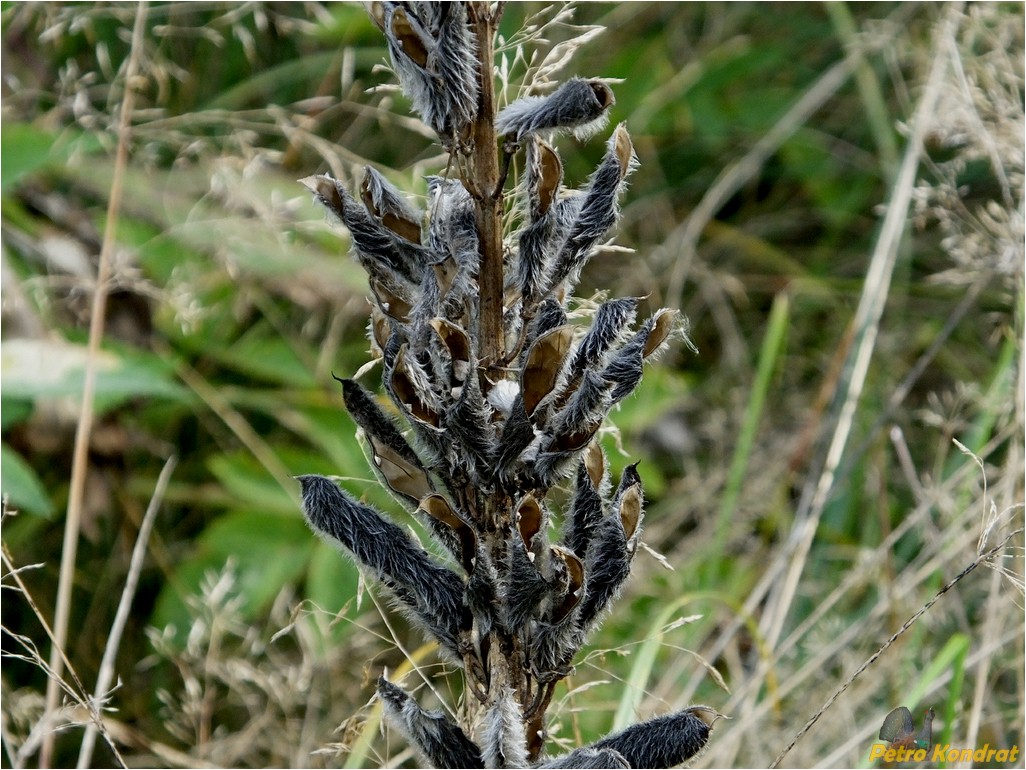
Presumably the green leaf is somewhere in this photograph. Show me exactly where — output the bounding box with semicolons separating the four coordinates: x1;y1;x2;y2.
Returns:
306;539;361;642
1;124;101;192
208;452;296;515
1;339;189;410
1;398;32;431
0;444;55;518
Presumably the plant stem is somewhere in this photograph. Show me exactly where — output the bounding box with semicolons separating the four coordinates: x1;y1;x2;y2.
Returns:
41;4;149;766
468;2;505;370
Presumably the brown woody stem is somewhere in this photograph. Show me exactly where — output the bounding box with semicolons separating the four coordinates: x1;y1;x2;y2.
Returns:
468;2;505;370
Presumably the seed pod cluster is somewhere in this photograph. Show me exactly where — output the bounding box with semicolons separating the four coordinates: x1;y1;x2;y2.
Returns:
297;4;717;768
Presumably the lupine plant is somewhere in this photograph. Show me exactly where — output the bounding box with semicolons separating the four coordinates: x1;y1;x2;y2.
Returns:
296;3;721;767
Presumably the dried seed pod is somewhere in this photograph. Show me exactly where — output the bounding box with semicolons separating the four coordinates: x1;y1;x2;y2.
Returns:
562;459;604;561
300;174;429;285
390;344;443;428
494;395;537;482
369;277;414;324
367;434;433;505
570;297;639;377
419;494;477;573
519;299;570;369
549;545;585;623
544;125;637;297
381;3;479;144
583;441;605;491
591;706;723;768
521;325;574;417
496;78;615;140
517;494;545;552
430;318;471;384
643;307;678;358
480;687;529;769
361;166;423;243
338;377;428;471
297;475;467;656
377;676;484;769
535;747;630;769
529;138;563;218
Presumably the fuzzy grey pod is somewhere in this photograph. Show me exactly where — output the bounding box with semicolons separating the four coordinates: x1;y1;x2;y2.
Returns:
381;2;479;144
297;475;468;656
337;376;428;476
362;166;423;243
544;125;637;297
443;361;497;483
570;297;639;377
591;706;721;768
534;747;629;769
496;78;615;140
602;319;653;404
377;676;484;769
494;395;536;484
576;466;643;629
480;687;530;769
301;174;430;286
426;176;480;318
562;460;605;561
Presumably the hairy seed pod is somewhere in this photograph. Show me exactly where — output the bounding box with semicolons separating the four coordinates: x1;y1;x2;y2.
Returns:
570;297;639;377
480;687;529;769
548;369;613;446
419;494;477;573
361;166;423;243
534;747;629;769
505;534;549;630
517;138;566;304
591;706;723;768
496;78;615;140
602;317;657;404
562;459;605;561
337;377;434;511
443;361;497;481
521;325;574;418
494;395;537;483
300;174;429;285
544;125;637;297
338;377;425;470
297;475;467;655
426;177;480;322
381;3;479;144
377;676;485;769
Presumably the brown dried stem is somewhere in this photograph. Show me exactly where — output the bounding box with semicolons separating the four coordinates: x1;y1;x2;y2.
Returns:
467;2;505;371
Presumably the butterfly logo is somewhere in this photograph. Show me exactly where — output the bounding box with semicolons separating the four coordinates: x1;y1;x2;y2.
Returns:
879;706;935;751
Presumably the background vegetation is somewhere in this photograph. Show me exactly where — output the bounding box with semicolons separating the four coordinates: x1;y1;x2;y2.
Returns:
2;2;1022;768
